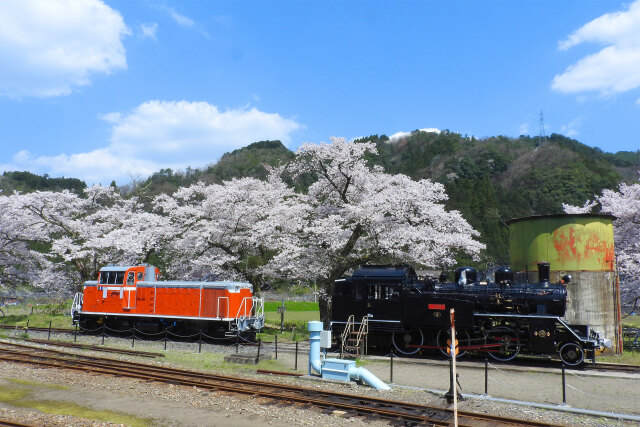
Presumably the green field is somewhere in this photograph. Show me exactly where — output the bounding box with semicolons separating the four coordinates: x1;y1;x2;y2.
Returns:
264;301;319;312
622;314;640;328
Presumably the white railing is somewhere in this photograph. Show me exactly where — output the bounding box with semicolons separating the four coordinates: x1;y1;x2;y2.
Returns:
71;292;83;318
217;296;229;318
252;297;264;320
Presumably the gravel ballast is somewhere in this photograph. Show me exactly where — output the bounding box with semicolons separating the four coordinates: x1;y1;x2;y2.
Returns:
1;332;639;426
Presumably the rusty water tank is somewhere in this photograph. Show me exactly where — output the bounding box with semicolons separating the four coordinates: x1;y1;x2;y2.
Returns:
507;214;622;353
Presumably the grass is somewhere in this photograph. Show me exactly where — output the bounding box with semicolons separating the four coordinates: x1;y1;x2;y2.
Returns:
595;349;640;365
8;378;68;390
264;301;319;312
0;379;153;426
264;310;319;324
622;314;640;328
0;313;74;329
156;347;293;375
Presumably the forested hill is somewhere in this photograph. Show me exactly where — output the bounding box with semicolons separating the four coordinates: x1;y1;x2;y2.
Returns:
2;133;639;266
361;131;640;264
0;171;87;194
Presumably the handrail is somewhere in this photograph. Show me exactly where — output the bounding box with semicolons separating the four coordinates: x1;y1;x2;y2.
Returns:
341;315;355;355
217;297;229;318
251;297;264;320
356;315;369;354
340;315;369;357
235;296;254;318
70;292;83;318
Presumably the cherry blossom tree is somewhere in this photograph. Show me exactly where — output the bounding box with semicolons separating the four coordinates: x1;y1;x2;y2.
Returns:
278;137;485;324
153;174;304;286
0;186;168;292
0;195;54;289
563;178;640;305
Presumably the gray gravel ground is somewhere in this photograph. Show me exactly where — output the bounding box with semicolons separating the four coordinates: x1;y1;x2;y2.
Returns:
0;331;639;426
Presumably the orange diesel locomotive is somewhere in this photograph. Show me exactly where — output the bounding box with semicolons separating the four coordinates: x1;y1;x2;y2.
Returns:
71;264;264;336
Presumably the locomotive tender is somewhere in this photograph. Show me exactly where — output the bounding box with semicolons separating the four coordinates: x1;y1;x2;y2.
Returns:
71;264;264;337
331;263;610;365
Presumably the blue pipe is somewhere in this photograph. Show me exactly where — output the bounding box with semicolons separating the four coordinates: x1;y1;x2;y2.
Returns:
308;321;323;375
348;365;391;390
307;321;390;390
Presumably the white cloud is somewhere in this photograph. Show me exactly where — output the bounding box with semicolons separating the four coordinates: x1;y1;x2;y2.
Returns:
519;123;530;136
552;1;640;95
98;112;121;123
0;0;129;98
560;117;583;138
163;7;195;27
159;6;210;38
389;128;441;141
140;23;158;40
1;101;303;185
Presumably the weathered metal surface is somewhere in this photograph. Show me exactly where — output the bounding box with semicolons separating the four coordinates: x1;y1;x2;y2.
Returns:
508;214;620;353
508;214;615;272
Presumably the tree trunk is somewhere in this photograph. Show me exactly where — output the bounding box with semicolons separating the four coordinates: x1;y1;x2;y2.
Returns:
318;277;336;328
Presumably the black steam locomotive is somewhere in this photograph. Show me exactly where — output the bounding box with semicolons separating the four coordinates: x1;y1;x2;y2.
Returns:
331;263;609;365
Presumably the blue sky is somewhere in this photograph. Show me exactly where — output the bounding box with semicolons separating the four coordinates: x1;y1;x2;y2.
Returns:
1;0;639;185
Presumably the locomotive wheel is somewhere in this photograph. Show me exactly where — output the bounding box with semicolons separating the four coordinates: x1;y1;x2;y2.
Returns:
436;329;471;358
486;327;521;361
558;342;584;366
392;328;424;355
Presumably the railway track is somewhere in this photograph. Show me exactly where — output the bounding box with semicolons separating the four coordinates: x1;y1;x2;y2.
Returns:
3;323;637;374
586;361;640;374
0;340;552;427
0;324;73;334
21;337;165;358
0;420;39;427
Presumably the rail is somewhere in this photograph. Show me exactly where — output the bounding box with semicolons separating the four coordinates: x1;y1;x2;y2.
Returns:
0;340;556;427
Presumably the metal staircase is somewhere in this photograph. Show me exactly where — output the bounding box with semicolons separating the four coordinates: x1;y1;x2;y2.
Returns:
340;315;369;358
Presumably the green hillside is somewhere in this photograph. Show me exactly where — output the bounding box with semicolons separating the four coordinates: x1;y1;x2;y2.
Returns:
361;131;638;264
0;171;86;195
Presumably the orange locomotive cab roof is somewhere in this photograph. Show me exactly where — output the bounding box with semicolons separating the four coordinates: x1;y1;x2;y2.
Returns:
83;265;254;292
137;281;253;292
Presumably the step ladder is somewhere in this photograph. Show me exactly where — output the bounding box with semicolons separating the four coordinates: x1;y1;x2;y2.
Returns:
340;315;369;358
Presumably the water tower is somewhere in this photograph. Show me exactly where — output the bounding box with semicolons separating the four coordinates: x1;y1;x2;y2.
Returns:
507;214;622;354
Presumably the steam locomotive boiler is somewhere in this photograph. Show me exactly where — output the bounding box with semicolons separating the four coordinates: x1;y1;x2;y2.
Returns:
331;263;610;365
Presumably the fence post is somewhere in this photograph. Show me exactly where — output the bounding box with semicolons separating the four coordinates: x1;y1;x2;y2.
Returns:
484;357;489;395
48;321;52;340
101;324;105;345
295;341;299;371
561;364;567;405
256;339;262;364
164;328;168;351
74;324;78;342
275;334;278;360
26;319;29;334
198;330;203;354
131;327;135;348
389;351;394;383
236;330;239;353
